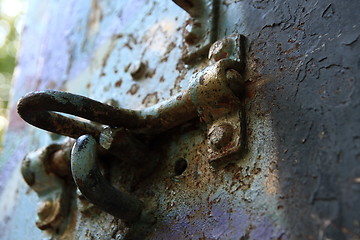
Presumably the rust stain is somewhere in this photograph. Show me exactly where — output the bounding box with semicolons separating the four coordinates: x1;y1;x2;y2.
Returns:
278;42;301;55
45;81;57;89
127;84;140;95
170;72;185;96
86;0;103;37
115;79;122;87
101;39;116;72
160;42;177;62
245;78;270;99
176;60;185;72
142;92;159;107
264;169;280;195
145;68;156;78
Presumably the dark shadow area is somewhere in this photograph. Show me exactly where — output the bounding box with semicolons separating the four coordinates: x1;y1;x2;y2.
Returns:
240;0;360;239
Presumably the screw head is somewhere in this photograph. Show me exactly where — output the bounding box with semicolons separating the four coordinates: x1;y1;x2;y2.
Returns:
208;123;234;151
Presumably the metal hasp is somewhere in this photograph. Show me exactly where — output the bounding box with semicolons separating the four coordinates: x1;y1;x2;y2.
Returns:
17;36;246;224
190;58;245;167
172;0;218;64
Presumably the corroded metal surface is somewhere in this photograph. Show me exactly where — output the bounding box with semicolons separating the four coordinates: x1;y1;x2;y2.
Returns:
21;142;73;231
1;0;359;239
172;0;218;63
17;57;245;238
71;135;143;222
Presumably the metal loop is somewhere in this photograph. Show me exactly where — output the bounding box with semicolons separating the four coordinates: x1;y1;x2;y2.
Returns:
17;90;196;139
17;59;242;140
71;134;142;222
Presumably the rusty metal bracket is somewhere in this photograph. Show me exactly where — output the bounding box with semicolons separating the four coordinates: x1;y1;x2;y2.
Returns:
18;58;244;163
17;35;246;222
172;0;218;64
189;63;245;167
203;34;247;167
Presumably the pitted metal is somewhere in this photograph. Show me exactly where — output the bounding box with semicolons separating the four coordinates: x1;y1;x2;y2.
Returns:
172;0;218;64
17;58;246;236
17;89;197;139
189;58;246;167
18;58;245;166
71;134;143;222
21;142;73;230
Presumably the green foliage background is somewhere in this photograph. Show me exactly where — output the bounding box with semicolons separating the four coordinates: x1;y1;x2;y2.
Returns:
0;0;25;148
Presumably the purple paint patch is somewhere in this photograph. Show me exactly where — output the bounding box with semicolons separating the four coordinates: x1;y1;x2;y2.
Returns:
150;194;250;240
250;216;286;240
209;201;231;239
0;133;30;193
118;0;147;27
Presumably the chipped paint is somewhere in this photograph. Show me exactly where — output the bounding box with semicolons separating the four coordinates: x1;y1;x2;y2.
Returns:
2;0;360;239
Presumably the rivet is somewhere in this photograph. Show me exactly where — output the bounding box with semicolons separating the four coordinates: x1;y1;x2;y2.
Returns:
208;123;234;151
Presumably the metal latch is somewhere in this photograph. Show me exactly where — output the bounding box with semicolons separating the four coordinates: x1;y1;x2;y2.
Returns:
172;0;218;63
18;33;246;235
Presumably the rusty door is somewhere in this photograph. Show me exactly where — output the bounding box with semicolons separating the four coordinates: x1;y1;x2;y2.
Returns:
1;0;360;239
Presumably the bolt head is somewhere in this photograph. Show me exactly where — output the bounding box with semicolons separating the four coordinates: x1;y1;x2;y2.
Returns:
37;201;53;219
208;123;234;151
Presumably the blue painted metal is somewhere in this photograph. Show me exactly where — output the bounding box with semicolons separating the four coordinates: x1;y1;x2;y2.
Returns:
0;0;295;239
5;0;360;239
71;134;142;222
17;58;245;237
21;144;72;230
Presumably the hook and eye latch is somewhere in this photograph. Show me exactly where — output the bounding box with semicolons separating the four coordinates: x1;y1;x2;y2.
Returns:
17;58;245;223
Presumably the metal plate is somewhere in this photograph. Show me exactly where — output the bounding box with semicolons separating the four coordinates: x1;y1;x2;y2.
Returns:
1;0;360;239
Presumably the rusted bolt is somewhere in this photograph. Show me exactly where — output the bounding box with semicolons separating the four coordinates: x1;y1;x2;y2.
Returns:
208;123;234;151
208;38;234;62
129;61;147;80
37;201;54;220
36;199;63;230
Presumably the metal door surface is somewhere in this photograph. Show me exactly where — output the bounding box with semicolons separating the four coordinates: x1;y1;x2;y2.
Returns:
0;0;359;239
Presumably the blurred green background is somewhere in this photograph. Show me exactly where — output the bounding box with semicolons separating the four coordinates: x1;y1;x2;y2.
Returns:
0;0;26;148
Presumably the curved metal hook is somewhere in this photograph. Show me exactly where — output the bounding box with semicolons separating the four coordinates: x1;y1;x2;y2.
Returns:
17;58;244;221
71;134;142;222
17;89;196;140
16;59;242;140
